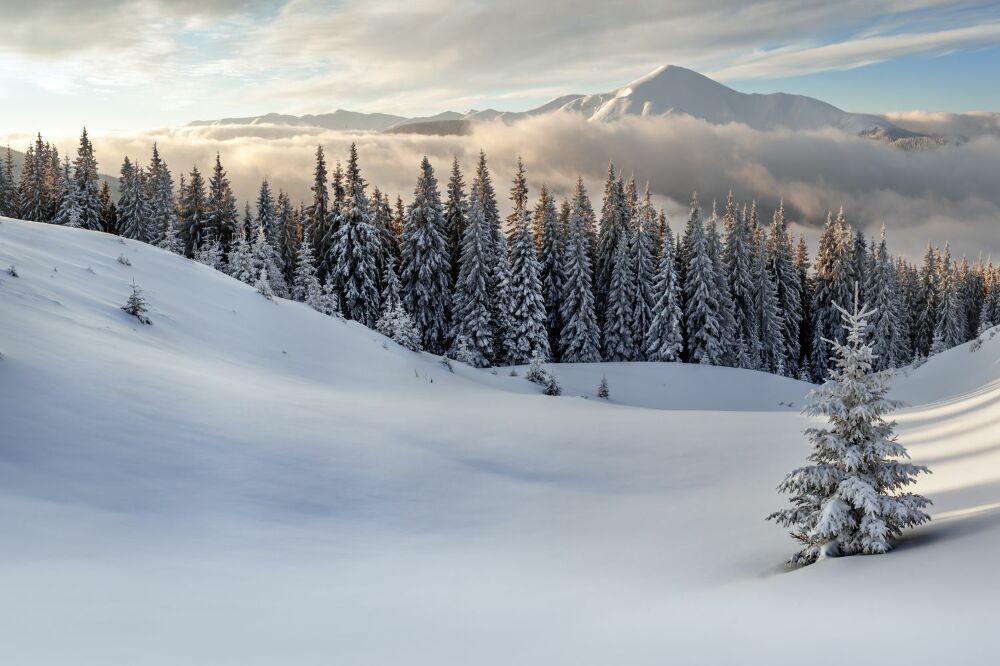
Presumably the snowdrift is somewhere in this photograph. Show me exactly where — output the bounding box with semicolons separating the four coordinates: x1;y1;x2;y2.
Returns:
1;217;999;665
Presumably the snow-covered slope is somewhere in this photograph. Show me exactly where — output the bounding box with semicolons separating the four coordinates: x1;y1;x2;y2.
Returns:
2;218;998;665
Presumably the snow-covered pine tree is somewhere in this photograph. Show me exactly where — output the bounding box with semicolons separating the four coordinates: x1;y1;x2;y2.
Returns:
444;156;467;286
179;166;207;256
145;143;175;243
980;262;1000;334
768;288;931;566
603;234;636;361
645;223;684;362
559;178;601;363
276;191;298;285
226;218;255;284
292;233;324;310
595;163;629;323
597;375;610;399
205;154;239;252
767;200;802;376
629;185;657;360
98;181;117;235
72;128;102;231
866;226;902;371
507;182;551;365
370;187;394;279
117;158;151;241
706;205;737;366
449;187;495;367
303;144;329;255
684;196;724;365
377;301;422;352
256;178;278;243
321;274;341;317
51;157;82;228
0;146;17;218
330;144;381;327
400;157;451;354
122;280;152;325
255;268;274;301
932;244;965;353
794;234;814;375
755;234;785;374
17;135;47;222
535;184;563;358
251;223;288;298
912;243;939;358
158;213;183;254
811;209;854;378
194;229;224;270
723;192;760;368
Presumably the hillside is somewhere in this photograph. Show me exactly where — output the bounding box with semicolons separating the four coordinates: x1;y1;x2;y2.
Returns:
1;218;998;665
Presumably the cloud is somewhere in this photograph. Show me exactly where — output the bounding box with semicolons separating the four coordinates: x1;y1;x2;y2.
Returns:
886;111;1000;138
9;112;993;262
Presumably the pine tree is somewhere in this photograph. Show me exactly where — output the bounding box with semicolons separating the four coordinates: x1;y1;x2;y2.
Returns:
811;209;854;378
755;234;785;374
98;181;118;234
117;157;151;240
794;234;814;375
912;243;939;358
707;204;736;366
595;163;629;322
304;145;330;269
321;159;346;279
506;176;551;364
251;223;288;298
52;157;82;228
535;184;564;358
227;218;255;284
444;156;467;286
723;192;759;368
73;128;102;231
629;185;657;359
684;196;724;365
603;234;636;361
256;178;279;243
121;280;152;324
470;151;509;360
559;178;601;363
329;144;382;327
179;166;208;256
0;146;17;218
400;157;451;354
769;290;931;566
866;227;902;370
980;262;1000;333
932;245;965;353
321;274;341;316
768;200;802;376
597;375;610;399
370;187;394;279
645;224;684;361
205;154;238;251
292;233;324;310
276;191;299;285
449;187;495;367
145;143;175;243
194;230;224;270
255;267;274;301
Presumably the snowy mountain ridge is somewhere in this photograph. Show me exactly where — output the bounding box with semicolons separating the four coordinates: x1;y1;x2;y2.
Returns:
187;65;929;143
2;218;999;664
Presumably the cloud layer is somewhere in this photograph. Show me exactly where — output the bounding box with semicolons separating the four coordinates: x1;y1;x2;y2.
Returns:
11;112;996;261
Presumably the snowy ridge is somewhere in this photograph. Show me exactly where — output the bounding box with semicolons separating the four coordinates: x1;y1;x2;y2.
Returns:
1;218;999;664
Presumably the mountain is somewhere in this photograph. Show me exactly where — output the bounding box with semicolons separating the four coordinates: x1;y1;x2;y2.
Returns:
185;66;930;144
2;216;998;663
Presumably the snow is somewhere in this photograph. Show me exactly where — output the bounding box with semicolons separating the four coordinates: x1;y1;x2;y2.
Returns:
2;217;999;664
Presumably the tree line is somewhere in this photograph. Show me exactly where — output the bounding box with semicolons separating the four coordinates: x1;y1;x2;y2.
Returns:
2;129;998;379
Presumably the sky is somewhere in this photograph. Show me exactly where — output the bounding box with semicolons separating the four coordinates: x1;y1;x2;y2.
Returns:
0;0;998;133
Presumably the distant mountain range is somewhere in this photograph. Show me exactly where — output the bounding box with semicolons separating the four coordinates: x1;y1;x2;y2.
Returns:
187;65;939;147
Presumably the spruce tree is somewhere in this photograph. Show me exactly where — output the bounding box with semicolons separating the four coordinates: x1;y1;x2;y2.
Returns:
146;143;175;243
0;146;17;218
305;145;329;262
449;190;495;367
179;166;208;256
645;224;684;361
194;230;224;270
768;201;802;376
912;244;939;358
17;137;47;222
276;191;298;285
866;227;902;370
769;290;931;566
251;223;288;299
723;192;759;368
98;180;118;234
794;234;814;376
400;157;451;354
811;209;854;378
535;184;563;358
595;163;629;322
205;154;238;251
707;205;737;366
559;178;601;363
684;196;724;365
330;143;381;327
629;185;657;359
227;217;255;284
932;245;965;353
444;156;467;286
72;128;102;231
755;235;785;374
603;234;636;361
117;158;151;241
52;157;82;228
506;167;550;364
292;233;324;310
